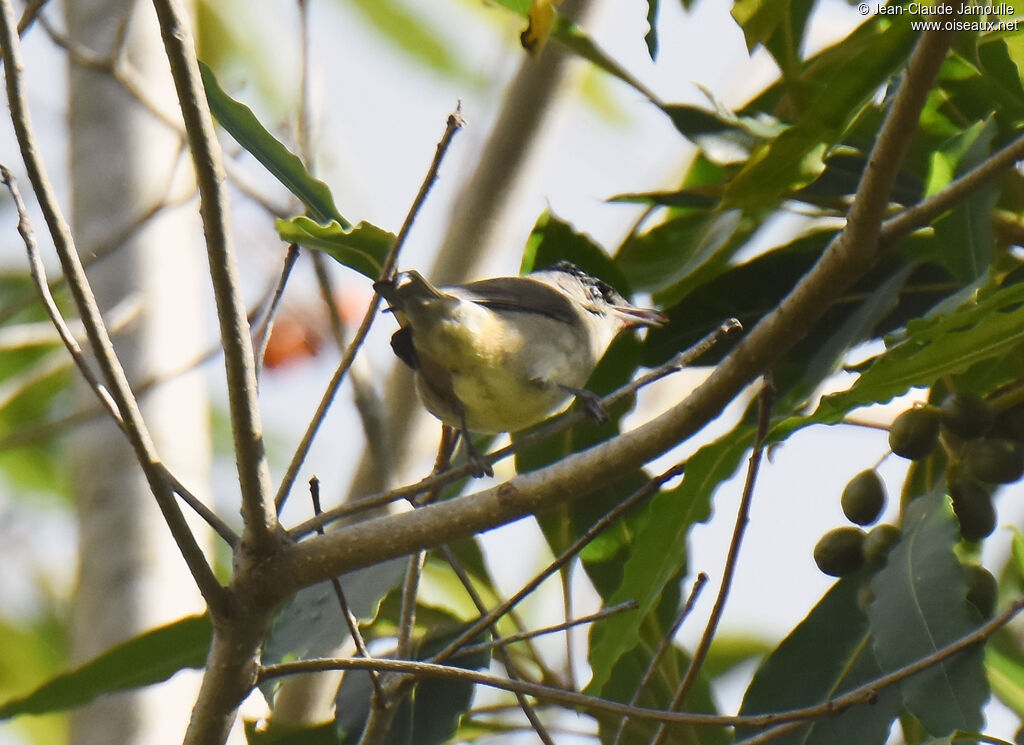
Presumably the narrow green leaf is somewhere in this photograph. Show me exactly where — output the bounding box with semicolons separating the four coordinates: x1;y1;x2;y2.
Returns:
930;119;997;283
552;16;657;102
868;491;988;736
722;13;915;208
814;282;1024;421
586;424;754;695
199;62;346;227
987;630;1024;718
732;0;814;80
275;216;394;280
778;264;915;411
740;576;901;745
1013;527;1024;578
0;615;212;718
616;209;748;301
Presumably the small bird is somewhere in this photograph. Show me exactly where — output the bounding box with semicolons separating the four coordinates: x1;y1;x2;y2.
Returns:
374;261;665;477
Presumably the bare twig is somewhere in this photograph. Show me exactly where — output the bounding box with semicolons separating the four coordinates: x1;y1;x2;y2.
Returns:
1;166;238;551
260;589;1024;731
652;377;774;745
0;7;228;610
15;0;48;34
308;477;383;698
253;243;301;383
880;132;1024;247
274;105;465;512
612;573;708;745
434;545;558;745
428;462;684;667
457;600;639;657
311;251;392;474
39;14;185;131
152;0;279;554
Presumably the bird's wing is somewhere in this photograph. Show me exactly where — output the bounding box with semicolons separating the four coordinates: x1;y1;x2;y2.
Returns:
461;277;581;327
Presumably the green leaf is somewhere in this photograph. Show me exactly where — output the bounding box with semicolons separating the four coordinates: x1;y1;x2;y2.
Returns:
739;575;901;745
930;118;998;283
987;629;1024;718
245;720;340;745
0;615;212;718
867;490;988;735
778;264;915;411
732;0;814;80
616;209;748;300
661;101;781;164
552;16;656;102
1013;527;1024;578
199;62;346;226
275;216;394;280
586;423;754;695
596;605;728;745
521;210;633;292
334;626;491;745
813;281;1024;421
723;13;916;208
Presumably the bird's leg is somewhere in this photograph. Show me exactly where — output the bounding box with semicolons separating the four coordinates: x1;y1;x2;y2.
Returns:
557;384;608;424
457;412;493;478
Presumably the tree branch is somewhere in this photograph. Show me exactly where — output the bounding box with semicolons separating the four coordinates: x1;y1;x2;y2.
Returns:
0;0;226;612
881;131;1024;246
151;0;279;555
259;588;1024;733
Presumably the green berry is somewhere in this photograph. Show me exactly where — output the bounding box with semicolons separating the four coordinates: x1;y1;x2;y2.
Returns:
889;407;940;460
814;527;866;577
863;524;901;566
963;564;998;619
962;438;1024;484
841;469;886;526
940;393;994;439
950;480;996;542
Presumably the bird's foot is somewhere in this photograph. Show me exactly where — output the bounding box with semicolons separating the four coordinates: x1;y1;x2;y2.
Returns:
561;385;607;424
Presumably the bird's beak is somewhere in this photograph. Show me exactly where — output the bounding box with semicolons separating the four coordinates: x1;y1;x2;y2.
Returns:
611;304;667;328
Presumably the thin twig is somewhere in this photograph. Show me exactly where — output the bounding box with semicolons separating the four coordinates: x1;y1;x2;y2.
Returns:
1;166;238;551
152;0;279;554
612;573;708;745
0;146;197;329
254;243;301;383
429;461;685;667
0;8;228;610
39;14;184;132
287;318;739;539
260;589;1024;730
311;251;392;474
309;477;383;697
436;545;558;745
652;377;773;745
880;132;1024;247
15;0;48;34
457;600;638;657
274;105;466;512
